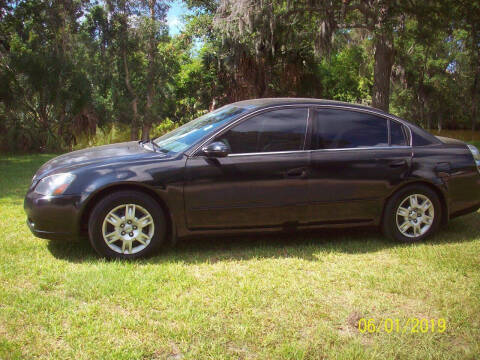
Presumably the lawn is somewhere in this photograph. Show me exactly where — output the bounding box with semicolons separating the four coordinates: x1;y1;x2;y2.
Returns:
0;154;479;360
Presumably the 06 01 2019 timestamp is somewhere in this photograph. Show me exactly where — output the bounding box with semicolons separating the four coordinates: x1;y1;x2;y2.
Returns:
358;318;446;334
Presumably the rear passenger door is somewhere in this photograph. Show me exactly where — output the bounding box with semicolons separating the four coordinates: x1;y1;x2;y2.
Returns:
374;118;413;195
306;108;412;225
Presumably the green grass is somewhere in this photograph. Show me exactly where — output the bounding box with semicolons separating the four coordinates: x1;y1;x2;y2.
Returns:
1;154;480;359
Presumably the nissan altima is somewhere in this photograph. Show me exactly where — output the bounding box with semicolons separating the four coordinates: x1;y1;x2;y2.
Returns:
24;98;480;259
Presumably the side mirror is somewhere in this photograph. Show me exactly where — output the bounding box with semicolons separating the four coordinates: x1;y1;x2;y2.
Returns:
202;141;230;158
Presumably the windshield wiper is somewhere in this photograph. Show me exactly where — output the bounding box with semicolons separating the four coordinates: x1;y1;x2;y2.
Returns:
141;139;168;154
149;139;159;152
139;139;156;152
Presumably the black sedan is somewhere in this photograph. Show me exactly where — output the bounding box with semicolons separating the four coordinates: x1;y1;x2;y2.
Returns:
24;98;480;259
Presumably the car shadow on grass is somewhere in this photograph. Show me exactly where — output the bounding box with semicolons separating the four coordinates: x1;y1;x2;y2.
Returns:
47;212;480;264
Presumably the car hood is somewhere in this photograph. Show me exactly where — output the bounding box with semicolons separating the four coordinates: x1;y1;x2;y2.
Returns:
34;142;160;180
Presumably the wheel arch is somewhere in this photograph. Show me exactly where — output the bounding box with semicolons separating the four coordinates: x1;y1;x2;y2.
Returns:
381;180;449;227
79;183;174;243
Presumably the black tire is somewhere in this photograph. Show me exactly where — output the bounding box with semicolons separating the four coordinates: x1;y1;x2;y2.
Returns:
88;190;167;259
382;184;442;243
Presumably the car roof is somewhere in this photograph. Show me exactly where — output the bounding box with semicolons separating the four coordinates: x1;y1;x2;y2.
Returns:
231;98;389;115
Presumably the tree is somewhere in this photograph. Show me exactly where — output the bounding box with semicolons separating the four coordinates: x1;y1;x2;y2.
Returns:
104;0;171;140
0;0;91;151
1;0;480;152
454;0;480;131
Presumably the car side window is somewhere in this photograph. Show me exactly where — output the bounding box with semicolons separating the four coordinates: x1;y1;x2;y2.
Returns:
215;108;308;154
311;109;388;149
390;120;409;146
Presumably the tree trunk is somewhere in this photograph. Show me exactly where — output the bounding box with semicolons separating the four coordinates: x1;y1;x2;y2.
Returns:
141;122;152;141
143;84;154;140
130;98;139;140
372;31;394;112
471;46;480;132
418;96;425;127
210;98;217;112
123;48;139;140
141;0;158;141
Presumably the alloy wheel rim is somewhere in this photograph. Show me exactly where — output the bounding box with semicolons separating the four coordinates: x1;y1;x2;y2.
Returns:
102;204;154;255
396;194;434;238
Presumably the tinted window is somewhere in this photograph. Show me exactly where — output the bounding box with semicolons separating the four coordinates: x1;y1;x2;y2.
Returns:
312;109;388;149
411;126;439;146
390;120;408;146
217;108;308;154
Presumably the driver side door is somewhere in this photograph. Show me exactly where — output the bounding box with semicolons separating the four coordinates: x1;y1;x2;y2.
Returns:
184;107;311;230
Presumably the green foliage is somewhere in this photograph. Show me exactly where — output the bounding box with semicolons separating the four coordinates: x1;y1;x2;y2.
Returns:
73;123;132;150
1;0;480;152
0;0;92;152
319;45;372;103
73;118;180;150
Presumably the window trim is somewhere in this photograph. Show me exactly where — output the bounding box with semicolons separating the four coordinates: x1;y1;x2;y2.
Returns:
308;107;411;151
189;105;310;157
228;145;411;158
389;119;410;147
187;104;413;157
309;106;413;148
388;118;392;145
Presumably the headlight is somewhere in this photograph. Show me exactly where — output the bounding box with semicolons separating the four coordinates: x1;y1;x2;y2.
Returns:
467;144;480;173
34;173;76;196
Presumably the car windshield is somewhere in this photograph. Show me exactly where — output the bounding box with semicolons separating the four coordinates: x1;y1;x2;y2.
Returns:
153;105;249;154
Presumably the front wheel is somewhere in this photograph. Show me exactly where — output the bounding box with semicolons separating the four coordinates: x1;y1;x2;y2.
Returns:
88;191;167;259
382;185;441;243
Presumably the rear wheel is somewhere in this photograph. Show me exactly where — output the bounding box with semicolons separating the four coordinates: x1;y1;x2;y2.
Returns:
383;185;441;243
88;191;166;259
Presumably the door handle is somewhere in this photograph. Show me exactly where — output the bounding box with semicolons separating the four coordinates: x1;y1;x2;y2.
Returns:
388;160;407;168
286;168;308;179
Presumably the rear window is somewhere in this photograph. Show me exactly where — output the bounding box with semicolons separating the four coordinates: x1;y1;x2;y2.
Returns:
410;126;440;146
311;109;388;149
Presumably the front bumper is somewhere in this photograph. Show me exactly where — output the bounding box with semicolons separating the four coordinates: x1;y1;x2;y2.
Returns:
24;191;83;241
